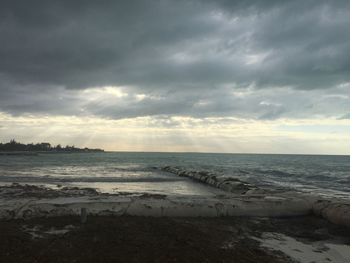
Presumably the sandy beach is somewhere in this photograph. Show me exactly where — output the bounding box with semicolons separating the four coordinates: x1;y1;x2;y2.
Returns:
0;183;349;263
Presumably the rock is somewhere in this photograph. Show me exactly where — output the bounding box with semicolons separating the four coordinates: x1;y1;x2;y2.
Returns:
313;200;350;228
220;183;233;192
161;166;254;195
245;189;268;195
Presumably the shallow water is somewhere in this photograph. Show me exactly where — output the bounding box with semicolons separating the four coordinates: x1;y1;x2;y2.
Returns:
0;152;349;198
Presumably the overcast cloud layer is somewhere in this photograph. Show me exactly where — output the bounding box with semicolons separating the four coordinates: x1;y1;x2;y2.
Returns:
1;0;350;120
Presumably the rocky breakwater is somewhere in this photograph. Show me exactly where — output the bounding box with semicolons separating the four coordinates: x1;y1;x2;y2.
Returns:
162;166;350;228
162;166;263;195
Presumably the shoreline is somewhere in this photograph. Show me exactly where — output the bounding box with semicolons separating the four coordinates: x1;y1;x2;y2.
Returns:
0;184;313;219
1;183;349;226
1;183;350;262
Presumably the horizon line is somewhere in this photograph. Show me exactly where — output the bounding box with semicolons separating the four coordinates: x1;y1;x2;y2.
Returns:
104;150;350;157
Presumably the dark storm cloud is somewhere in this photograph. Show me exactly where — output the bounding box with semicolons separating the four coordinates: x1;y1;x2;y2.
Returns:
1;0;350;119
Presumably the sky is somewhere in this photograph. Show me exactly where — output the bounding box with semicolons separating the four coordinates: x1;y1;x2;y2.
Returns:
1;0;350;154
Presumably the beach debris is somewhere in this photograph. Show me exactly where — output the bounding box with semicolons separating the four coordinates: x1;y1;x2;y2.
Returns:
0;184;102;199
21;224;75;239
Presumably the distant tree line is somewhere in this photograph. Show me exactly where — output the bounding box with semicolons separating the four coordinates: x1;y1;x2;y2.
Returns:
0;139;104;152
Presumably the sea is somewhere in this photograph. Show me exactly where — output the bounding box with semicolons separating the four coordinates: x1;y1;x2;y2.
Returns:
0;152;349;199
